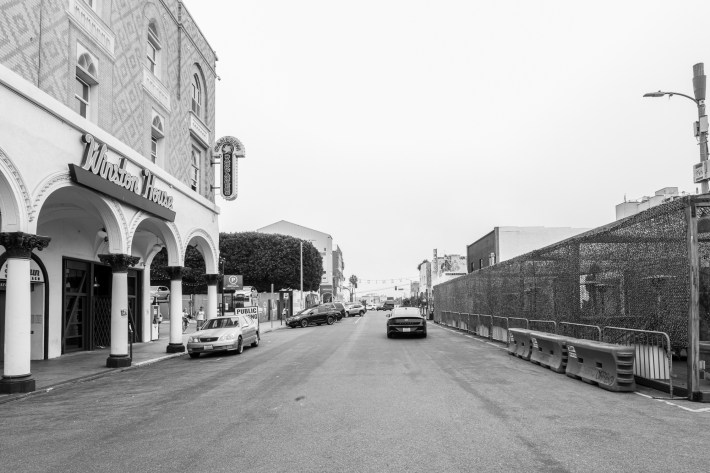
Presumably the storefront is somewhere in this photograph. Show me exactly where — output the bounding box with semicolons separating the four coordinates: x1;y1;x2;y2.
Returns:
0;63;223;393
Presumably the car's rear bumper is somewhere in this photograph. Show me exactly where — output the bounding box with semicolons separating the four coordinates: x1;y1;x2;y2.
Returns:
387;325;426;335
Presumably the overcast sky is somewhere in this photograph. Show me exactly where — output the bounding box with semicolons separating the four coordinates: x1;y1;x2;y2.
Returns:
186;0;710;297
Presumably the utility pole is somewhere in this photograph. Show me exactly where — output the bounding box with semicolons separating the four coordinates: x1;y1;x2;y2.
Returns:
693;63;708;193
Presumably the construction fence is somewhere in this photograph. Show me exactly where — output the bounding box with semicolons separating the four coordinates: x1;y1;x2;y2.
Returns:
433;195;710;401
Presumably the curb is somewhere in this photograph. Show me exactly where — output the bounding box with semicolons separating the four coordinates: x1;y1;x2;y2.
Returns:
0;324;289;406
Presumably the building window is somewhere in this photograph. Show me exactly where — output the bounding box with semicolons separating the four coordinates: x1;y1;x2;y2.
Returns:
191;147;201;191
75;51;98;120
147;21;161;78
75;77;90;118
150;112;164;164
191;74;201;116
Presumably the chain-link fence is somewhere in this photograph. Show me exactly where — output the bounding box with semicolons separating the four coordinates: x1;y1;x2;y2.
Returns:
434;195;710;400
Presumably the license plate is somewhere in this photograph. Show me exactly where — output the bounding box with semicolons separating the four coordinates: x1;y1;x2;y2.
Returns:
203;345;213;350
403;328;411;332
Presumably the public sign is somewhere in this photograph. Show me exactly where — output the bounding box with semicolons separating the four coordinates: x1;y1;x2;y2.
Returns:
234;307;258;317
215;136;245;201
223;274;243;290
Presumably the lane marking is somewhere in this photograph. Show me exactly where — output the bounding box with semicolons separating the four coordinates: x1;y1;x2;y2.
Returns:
634;392;710;413
354;318;361;324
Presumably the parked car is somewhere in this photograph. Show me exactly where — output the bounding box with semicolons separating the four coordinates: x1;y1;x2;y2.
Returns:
286;306;338;328
386;307;427;338
346;303;366;317
186;315;260;358
366;304;377;311
382;301;396;311
322;302;346;320
150;285;170;303
376;304;386;311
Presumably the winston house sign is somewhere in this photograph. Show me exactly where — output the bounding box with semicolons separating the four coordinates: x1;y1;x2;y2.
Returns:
68;134;176;221
215;135;245;201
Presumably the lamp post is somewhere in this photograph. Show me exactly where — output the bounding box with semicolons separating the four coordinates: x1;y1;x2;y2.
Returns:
644;63;708;193
300;241;303;311
219;257;225;317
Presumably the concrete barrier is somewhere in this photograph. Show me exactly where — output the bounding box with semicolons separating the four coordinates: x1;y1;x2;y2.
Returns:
508;328;533;360
565;339;636;392
529;332;568;373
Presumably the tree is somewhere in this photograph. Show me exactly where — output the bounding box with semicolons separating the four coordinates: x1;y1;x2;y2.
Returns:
219;232;322;293
150;232;323;294
349;274;358;288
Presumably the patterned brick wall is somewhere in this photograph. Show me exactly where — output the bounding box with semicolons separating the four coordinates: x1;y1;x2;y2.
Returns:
0;0;218;202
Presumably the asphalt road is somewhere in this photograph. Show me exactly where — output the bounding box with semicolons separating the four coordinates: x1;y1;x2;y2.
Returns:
0;311;708;472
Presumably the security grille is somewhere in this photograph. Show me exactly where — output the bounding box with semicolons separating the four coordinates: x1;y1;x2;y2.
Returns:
93;296;112;349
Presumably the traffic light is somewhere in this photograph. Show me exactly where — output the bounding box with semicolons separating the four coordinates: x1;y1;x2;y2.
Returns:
394;286;397;290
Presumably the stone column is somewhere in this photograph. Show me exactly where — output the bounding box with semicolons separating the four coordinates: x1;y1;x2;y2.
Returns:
0;232;50;394
205;274;220;320
166;266;185;353
99;254;139;368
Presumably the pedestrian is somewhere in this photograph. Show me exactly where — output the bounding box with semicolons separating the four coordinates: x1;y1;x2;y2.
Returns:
182;309;189;333
282;307;288;319
197;306;205;329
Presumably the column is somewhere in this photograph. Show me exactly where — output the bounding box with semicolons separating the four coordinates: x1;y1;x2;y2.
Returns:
0;232;50;394
99;254;139;368
166;266;184;353
205;274;220;320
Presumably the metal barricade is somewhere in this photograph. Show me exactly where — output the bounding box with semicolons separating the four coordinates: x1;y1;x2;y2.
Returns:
478;314;492;339
559;322;601;341
508;317;529;329
491;316;508;343
529;319;557;334
602;326;674;398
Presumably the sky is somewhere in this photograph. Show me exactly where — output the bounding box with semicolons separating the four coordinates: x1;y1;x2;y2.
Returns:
185;0;710;298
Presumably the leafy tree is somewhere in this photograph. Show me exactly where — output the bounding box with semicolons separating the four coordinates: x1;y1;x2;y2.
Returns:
219;232;322;293
150;232;323;294
349;274;358;288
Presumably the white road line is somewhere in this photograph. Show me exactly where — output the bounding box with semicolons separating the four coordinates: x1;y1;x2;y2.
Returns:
634;392;710;413
354;318;361;324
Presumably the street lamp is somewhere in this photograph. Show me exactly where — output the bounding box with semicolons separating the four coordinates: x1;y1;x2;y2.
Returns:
644;63;708;193
219;257;225;317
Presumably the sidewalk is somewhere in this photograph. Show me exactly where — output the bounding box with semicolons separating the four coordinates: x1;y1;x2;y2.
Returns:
0;319;287;405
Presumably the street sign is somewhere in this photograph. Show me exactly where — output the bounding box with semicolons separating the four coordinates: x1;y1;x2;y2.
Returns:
693;161;710;183
223;274;243;290
234;307;258;317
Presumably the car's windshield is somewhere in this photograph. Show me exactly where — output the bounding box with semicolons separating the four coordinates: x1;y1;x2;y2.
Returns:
296;308;313;315
201;317;238;329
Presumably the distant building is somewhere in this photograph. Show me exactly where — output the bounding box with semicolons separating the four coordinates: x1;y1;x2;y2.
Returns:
418;260;432;301
256;220;336;299
466;227;591;273
332;246;345;301
432;251;467;285
616;187;687;220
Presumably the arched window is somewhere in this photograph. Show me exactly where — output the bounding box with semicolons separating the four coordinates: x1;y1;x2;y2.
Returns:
191;74;202;116
147;20;162;78
75;50;98;120
150;111;165;163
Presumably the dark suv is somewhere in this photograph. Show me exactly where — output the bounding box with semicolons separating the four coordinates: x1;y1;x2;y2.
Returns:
322;302;346;321
383;301;396;311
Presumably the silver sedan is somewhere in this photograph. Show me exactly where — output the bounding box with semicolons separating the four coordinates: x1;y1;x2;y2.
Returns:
187;315;260;358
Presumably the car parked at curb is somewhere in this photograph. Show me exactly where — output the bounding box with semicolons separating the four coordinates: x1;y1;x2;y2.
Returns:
322;302;346;321
286;306;339;327
346;303;366;317
150;285;170;303
187;315;260;358
387;307;427;338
